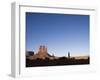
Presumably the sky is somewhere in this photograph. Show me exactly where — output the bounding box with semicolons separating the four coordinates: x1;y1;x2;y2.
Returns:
26;12;89;57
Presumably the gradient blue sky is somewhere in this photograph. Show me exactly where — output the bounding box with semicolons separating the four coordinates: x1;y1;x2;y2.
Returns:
26;12;89;56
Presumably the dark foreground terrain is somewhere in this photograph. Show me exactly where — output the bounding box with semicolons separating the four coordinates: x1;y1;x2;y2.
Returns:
26;57;90;67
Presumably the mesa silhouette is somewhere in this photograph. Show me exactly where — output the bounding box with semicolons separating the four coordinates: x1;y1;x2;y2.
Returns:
26;45;89;67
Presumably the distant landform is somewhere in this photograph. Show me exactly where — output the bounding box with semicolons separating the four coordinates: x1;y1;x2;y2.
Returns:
26;45;90;67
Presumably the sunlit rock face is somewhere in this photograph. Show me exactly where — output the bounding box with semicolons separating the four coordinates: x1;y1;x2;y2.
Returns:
37;46;48;59
26;45;57;60
36;45;49;59
28;45;55;60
